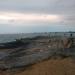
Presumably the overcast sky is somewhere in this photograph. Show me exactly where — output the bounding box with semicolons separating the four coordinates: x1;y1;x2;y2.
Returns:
0;0;75;33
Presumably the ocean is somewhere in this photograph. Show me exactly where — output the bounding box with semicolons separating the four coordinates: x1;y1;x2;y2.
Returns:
0;33;50;43
0;32;75;43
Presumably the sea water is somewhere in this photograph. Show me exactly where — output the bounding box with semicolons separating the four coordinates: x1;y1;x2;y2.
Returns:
0;32;75;43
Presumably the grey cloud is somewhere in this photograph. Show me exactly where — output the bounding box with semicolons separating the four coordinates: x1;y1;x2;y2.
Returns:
62;15;75;25
0;0;75;14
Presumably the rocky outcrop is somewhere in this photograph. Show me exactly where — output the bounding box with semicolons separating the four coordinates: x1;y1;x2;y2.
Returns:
0;36;75;71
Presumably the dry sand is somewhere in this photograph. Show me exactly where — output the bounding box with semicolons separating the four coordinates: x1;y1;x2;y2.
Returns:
0;58;75;75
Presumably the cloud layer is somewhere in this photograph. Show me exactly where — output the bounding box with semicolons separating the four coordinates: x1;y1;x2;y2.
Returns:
0;0;75;33
0;11;63;25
